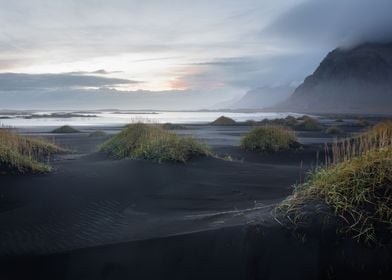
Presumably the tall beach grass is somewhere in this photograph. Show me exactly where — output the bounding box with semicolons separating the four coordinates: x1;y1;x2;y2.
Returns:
0;129;66;173
279;121;392;245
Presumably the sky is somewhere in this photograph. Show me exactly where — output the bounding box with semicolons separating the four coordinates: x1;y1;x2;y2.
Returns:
1;0;392;109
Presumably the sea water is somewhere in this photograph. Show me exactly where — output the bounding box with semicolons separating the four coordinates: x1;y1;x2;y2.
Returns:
0;111;304;128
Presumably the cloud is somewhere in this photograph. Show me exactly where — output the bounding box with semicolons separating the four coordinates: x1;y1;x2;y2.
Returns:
261;0;392;49
0;0;391;109
0;1;299;86
69;69;123;75
171;54;321;90
0;72;140;91
165;0;392;91
0;59;23;71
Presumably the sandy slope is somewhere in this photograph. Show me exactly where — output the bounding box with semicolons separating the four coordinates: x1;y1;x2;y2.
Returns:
1;124;389;279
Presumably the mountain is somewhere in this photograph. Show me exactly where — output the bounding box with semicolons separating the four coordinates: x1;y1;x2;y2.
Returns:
277;42;392;114
230;86;294;109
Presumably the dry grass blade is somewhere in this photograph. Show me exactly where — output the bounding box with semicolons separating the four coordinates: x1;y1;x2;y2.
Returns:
0;129;66;174
277;121;392;246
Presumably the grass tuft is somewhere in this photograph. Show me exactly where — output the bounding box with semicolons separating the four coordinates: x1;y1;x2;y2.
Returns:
101;123;210;162
160;123;187;130
241;126;299;153
284;115;299;126
88;130;107;138
355;118;369;127
51;125;80;133
258;116;299;127
0;129;66;174
295;116;323;131
278;121;392;245
325;126;343;135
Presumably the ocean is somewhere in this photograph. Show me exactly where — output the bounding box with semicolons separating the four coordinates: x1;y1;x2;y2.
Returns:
0;111;304;128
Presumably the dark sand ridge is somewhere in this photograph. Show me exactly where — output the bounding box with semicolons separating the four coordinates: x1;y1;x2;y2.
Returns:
1;124;390;279
0;125;321;255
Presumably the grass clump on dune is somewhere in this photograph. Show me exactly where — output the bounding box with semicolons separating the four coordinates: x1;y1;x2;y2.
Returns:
0;129;66;174
88;130;107;138
279;121;392;245
160;123;186;130
355;118;369;127
258;116;299;127
241;126;299;153
101;123;210;162
325;125;343;135
211;116;237;125
295;116;323;131
51;125;80;133
283;115;299;126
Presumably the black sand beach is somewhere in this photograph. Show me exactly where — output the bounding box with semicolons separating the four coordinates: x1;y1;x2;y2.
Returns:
2;2;392;278
0;123;390;279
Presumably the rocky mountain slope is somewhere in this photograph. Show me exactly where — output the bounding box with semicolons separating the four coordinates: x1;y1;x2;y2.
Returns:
277;42;392;114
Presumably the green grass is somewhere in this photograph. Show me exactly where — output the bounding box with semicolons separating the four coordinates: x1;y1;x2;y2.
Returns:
245;120;258;126
278;121;392;245
355;118;369;127
240;126;299;153
258;116;299;127
0;129;66;174
284;115;299;126
160;123;187;130
295;116;323;131
325;126;343;135
211;116;237;125
101;123;210;162
51;125;80;133
88;130;107;138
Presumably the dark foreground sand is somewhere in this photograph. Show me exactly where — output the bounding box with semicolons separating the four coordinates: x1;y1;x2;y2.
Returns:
0;124;391;279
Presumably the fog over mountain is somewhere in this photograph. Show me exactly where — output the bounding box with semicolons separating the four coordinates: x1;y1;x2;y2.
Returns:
1;0;392;110
230;86;295;110
277;42;392;114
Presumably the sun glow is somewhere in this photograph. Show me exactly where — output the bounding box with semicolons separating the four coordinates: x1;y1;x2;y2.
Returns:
6;52;194;91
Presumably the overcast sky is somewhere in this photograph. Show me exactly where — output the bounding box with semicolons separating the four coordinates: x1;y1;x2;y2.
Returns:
1;0;392;108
